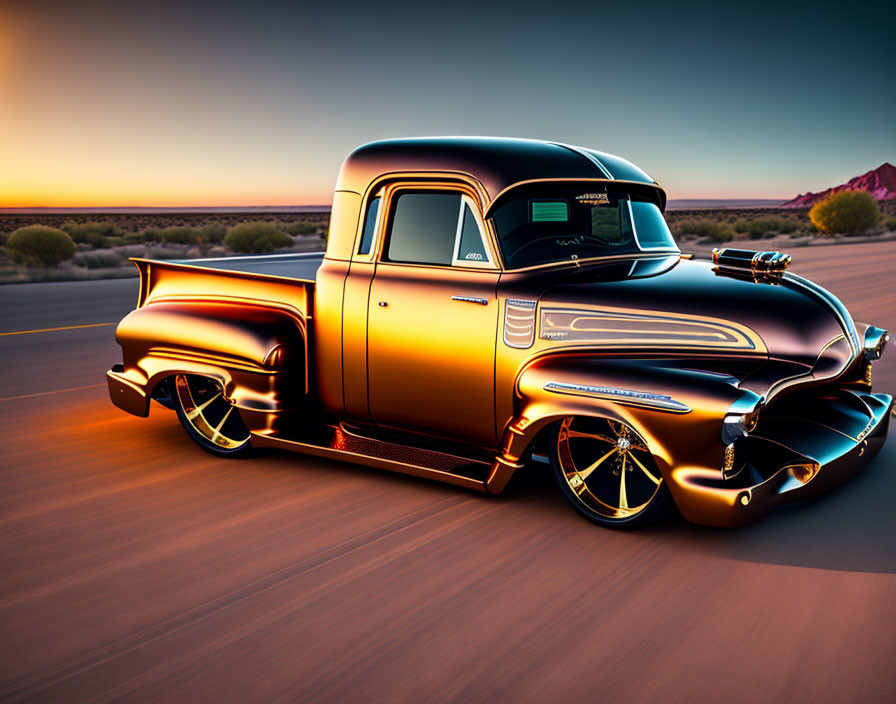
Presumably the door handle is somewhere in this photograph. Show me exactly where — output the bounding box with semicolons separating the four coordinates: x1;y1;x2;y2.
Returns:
451;295;488;305
378;301;388;307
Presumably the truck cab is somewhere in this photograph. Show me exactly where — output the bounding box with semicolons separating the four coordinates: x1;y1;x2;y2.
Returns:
314;138;676;448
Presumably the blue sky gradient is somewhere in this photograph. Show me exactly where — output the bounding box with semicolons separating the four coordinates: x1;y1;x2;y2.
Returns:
1;0;893;205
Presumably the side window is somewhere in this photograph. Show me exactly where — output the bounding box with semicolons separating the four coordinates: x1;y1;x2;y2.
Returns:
358;196;380;255
631;201;677;249
386;192;461;266
455;203;488;263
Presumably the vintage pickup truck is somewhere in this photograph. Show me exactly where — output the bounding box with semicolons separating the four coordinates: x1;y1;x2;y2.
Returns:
107;137;892;528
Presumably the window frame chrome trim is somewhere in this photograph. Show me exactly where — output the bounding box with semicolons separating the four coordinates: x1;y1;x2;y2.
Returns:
451;194;495;269
354;188;386;262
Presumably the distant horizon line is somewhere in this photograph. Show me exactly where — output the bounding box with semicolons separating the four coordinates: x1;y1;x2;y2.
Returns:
1;198;788;214
0;205;334;214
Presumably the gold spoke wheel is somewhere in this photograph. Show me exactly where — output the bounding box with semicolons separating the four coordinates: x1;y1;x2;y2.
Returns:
554;416;665;524
173;374;250;452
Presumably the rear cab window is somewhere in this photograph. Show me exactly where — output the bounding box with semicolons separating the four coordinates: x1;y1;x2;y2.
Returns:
358;195;381;255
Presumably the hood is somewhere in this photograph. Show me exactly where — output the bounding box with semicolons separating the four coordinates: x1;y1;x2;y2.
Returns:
533;256;858;378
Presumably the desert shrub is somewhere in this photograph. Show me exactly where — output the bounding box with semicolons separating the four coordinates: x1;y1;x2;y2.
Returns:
674;219;736;242
118;232;149;245
281;222;320;236
6;225;77;267
135;228;161;243
73;250;124;269
809;190;880;236
224;222;292;253
158;225;199;244
883;216;896;232
197;223;226;243
62;221;124;248
733;216;799;239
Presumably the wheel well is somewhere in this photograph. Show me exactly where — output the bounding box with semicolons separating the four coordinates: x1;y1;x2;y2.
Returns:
149;375;177;410
527;423;557;462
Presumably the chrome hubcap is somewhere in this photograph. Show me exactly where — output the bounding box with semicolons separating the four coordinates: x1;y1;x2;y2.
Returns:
557;417;662;519
174;374;250;450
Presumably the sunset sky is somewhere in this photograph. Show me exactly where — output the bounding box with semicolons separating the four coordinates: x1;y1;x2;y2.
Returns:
1;0;893;207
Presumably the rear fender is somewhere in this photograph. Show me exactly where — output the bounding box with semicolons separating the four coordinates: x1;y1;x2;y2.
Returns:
113;300;305;428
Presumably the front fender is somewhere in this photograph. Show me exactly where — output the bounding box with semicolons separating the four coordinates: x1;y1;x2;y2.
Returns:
487;356;752;500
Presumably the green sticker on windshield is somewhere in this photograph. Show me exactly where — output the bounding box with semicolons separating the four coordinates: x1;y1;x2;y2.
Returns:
531;201;568;222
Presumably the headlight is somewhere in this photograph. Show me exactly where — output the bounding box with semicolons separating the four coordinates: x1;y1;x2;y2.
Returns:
721;391;763;445
722;411;759;444
864;326;889;361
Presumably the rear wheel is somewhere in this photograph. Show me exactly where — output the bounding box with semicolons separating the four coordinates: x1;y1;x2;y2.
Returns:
551;416;671;528
172;374;252;457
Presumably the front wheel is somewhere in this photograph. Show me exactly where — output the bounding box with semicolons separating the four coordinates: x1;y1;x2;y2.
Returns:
171;374;252;457
550;416;671;528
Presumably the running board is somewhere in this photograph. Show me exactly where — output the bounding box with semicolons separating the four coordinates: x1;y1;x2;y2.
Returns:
250;424;492;492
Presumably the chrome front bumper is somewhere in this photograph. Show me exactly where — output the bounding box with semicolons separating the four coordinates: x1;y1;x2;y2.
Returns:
672;388;893;527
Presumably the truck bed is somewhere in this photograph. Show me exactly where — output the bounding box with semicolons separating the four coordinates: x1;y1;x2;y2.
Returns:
168;252;325;280
121;254;318;397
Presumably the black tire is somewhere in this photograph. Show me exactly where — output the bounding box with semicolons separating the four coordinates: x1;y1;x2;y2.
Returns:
550;416;672;528
170;374;253;458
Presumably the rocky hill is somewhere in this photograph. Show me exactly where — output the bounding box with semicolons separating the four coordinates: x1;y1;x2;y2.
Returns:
781;163;896;208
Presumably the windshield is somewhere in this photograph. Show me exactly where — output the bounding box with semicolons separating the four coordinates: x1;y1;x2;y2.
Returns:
492;190;678;269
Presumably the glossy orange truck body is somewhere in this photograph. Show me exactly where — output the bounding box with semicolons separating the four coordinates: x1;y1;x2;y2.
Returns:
107;138;892;527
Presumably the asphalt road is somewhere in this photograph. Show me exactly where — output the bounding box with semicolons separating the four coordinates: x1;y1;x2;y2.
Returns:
1;244;894;702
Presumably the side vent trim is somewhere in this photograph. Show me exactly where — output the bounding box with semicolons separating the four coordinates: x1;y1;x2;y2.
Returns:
504;299;537;349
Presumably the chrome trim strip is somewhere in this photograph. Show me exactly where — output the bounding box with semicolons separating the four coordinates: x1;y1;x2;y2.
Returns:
544;382;691;413
506;299;536;309
451;295;488;305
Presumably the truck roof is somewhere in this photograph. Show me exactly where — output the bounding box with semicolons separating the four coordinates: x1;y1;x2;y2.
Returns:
335;137;665;210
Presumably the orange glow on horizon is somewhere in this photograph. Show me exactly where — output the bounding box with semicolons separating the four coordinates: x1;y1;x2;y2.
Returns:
0;190;334;209
0;186;792;209
0;158;335;208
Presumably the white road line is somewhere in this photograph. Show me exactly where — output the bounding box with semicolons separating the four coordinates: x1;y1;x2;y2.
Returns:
0;383;106;403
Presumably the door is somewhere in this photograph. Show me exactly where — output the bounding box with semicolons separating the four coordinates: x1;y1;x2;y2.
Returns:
367;189;500;447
